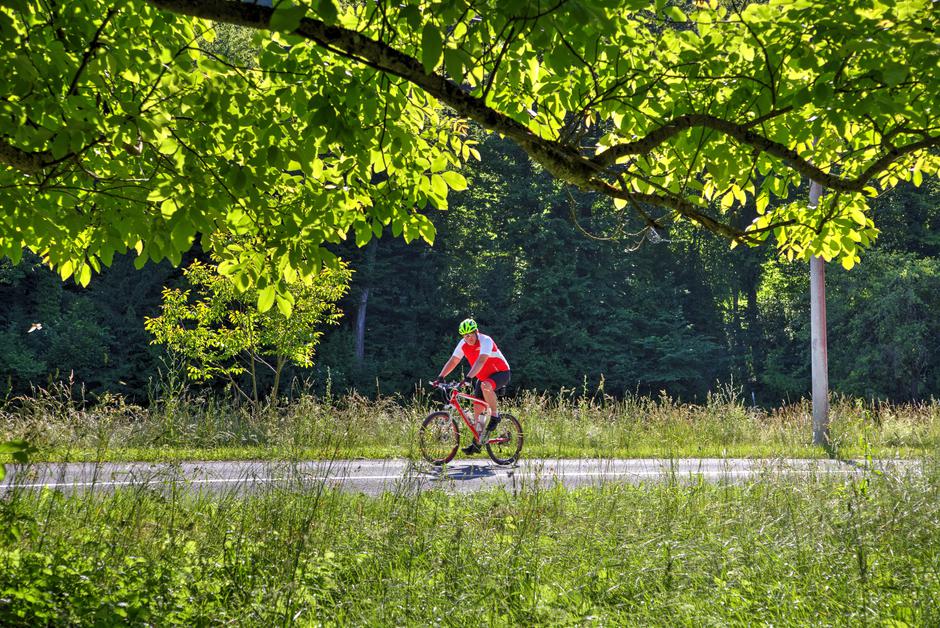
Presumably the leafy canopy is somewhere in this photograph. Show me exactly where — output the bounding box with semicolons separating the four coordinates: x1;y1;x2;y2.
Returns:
1;0;470;297
0;0;936;292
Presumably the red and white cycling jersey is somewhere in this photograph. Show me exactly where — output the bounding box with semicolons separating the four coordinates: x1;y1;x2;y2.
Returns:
451;333;510;381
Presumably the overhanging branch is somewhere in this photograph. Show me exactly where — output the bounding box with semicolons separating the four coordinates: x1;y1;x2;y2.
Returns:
145;0;599;180
594;113;938;193
143;0;938;242
0;138;51;174
588;178;749;242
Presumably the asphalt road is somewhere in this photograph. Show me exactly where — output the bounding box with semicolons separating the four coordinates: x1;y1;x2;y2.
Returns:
0;457;918;497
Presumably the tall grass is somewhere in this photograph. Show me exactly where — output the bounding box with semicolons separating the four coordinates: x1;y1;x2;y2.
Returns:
2;381;938;461
1;459;938;625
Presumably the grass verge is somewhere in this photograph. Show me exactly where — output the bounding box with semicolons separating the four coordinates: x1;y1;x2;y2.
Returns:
2;384;938;462
1;460;938;625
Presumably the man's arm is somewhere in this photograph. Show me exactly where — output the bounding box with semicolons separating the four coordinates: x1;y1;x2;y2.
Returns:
467;335;493;378
467;355;489;379
438;356;462;379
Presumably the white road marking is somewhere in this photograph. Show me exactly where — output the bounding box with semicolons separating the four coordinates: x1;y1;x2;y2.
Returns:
7;466;862;490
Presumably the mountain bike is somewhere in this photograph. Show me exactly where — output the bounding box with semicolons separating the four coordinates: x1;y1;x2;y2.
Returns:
419;380;523;465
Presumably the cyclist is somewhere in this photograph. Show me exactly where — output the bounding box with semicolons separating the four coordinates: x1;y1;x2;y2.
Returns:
433;318;511;454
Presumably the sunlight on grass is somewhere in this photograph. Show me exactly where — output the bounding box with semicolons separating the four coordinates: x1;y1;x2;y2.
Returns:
1;459;937;624
1;382;938;462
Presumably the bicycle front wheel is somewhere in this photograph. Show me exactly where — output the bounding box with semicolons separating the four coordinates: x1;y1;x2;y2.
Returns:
418;411;459;465
485;414;523;465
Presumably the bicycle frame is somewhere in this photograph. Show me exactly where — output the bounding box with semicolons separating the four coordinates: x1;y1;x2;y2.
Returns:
445;387;509;445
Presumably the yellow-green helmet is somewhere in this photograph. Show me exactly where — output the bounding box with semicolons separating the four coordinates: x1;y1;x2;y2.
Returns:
458;318;478;335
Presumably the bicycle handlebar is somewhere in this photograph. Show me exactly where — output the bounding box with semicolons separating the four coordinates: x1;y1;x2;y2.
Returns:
429;380;469;390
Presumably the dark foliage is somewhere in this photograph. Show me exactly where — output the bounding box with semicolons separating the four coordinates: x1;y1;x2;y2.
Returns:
1;138;937;404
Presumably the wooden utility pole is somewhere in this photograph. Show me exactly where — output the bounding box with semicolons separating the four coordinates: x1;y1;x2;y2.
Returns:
809;180;829;446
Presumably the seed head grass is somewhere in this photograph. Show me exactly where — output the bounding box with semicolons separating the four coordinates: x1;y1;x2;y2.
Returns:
1;458;938;625
2;383;937;462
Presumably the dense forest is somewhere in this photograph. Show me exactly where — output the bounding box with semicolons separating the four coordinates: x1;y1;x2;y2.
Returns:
2;133;937;406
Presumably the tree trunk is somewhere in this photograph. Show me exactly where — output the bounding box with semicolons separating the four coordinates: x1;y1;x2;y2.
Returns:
271;355;286;400
354;240;378;365
745;265;763;401
355;287;369;364
249;353;259;409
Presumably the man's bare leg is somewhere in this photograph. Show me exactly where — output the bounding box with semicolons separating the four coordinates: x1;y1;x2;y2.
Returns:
479;381;499;436
473;401;488;441
481;382;499;417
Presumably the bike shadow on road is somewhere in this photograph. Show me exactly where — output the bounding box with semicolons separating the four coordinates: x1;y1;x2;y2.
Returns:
423;462;499;482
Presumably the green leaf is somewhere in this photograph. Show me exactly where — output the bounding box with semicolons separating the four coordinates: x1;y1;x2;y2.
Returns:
59;259;74;281
0;439;33;465
882;64;906;87
354;221;372;247
431;154;448;173
257;285;276;312
400;4;421;30
720;189;735;209
756;194;769;215
417;217;436;244
171;219;192;250
444;48;463;80
666;6;686;22
77;262;91;287
315;0;339;23
431;173;448;198
0;440;30;455
441;170;467;191
421;24;443;74
275;291;295;317
270;1;307;33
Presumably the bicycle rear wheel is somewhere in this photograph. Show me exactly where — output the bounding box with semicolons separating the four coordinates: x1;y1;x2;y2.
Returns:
418;411;459;465
485;414;523;465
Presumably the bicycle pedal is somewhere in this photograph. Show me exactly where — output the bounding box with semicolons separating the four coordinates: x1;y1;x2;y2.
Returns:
461;441;482;455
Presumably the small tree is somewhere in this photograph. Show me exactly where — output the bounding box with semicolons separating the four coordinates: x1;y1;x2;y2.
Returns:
145;260;350;405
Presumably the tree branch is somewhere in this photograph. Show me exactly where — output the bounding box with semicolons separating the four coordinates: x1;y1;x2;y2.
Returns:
588;177;748;242
593;113;938;192
0;137;52;174
67;7;117;96
144;0;600;182
142;0;938;242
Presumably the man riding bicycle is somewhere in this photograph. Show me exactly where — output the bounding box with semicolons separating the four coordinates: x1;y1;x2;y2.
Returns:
434;318;511;455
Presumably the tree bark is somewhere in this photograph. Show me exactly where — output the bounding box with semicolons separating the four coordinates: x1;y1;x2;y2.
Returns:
249;352;259;408
745;270;763;398
354;287;369;364
271;354;286;400
354;239;378;366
